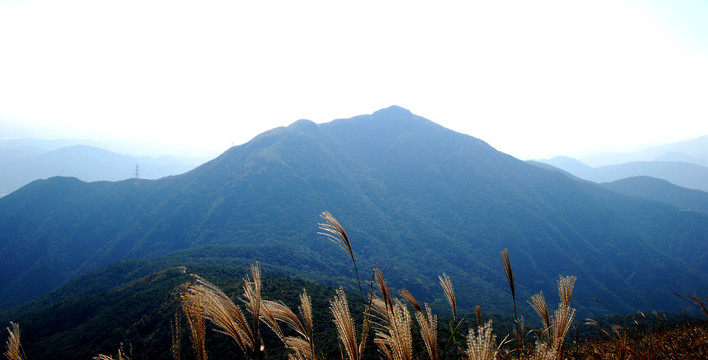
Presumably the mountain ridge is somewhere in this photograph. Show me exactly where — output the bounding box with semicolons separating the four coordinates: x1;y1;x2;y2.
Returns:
0;142;206;195
1;106;707;317
539;156;708;192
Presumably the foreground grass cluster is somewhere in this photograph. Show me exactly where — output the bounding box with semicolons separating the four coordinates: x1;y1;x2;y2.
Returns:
175;212;576;360
3;212;708;360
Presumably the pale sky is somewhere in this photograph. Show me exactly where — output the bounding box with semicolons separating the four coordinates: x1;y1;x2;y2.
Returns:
1;0;707;159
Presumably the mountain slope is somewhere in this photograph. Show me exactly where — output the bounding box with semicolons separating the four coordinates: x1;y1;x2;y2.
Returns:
1;106;707;316
0;261;350;360
540;156;708;192
575;135;708;167
599;176;708;216
0;144;204;195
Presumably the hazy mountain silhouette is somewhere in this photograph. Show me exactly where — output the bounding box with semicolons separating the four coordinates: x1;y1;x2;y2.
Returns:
0;144;205;195
1;106;707;317
539;157;708;192
599;176;708;216
575;135;708;167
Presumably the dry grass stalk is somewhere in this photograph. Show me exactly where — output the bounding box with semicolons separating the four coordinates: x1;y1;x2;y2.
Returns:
371;268;413;360
475;306;482;328
3;322;25;360
528;276;577;360
530;292;550;330
181;287;208;360
499;249;518;326
375;266;393;311
372;299;413;360
93;345;129;360
319;211;365;305
438;273;457;321
186;275;255;355
687;294;708;319
528;342;557;360
261;289;317;359
400;288;437;360
499;250;515;306
530;291;550;343
399;289;423;313
415;304;439;360
465;320;497;360
330;287;360;360
299;289;315;345
557;275;576;308
318;211;354;261
242;262;264;352
551;304;575;353
260;300;287;341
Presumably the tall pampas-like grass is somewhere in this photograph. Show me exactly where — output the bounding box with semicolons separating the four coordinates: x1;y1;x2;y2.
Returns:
684;293;708;318
499;249;521;346
370;267;413;360
372;298;413;360
530;291;550;343
557;275;575;308
242;262;264;353
3;322;25;360
181;264;268;358
415;304;439;360
465;320;497;360
331;287;359;360
319;212;365;305
528;342;557;360
551;275;576;359
261;289;318;359
181;287;208;360
529;275;577;360
330;286;370;360
438;273;457;321
400;289;438;360
93;345;130;360
438;273;465;359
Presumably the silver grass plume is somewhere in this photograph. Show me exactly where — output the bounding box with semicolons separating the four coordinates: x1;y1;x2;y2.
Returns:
438;273;457;321
400;289;438;360
415;304;439;360
3;322;25;360
372;267;413;360
319;211;365;305
330;287;360;360
186;275;255;355
465;320;497;360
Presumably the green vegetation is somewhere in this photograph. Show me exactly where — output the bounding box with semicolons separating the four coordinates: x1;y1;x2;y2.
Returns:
3;212;707;359
2;107;707;316
1;108;708;358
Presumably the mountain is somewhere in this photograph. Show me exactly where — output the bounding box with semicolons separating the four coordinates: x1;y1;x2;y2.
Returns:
539;157;708;192
0;144;205;195
599;176;708;216
576;135;708;167
0;260;352;360
1;106;707;318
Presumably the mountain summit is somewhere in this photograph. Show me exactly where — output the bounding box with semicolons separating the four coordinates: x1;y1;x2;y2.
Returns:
1;107;707;315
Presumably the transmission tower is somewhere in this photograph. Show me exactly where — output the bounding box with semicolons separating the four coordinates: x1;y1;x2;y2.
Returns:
135;164;139;179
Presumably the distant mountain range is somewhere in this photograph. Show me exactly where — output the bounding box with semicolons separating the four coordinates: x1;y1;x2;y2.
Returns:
599;176;708;216
1;106;707;322
0;140;208;196
573;135;708;167
537;156;708;193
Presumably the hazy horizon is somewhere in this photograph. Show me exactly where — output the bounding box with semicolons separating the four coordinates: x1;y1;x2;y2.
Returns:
1;1;707;160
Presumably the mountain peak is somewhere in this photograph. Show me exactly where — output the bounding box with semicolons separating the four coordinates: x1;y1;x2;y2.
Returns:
372;105;413;117
288;119;318;131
